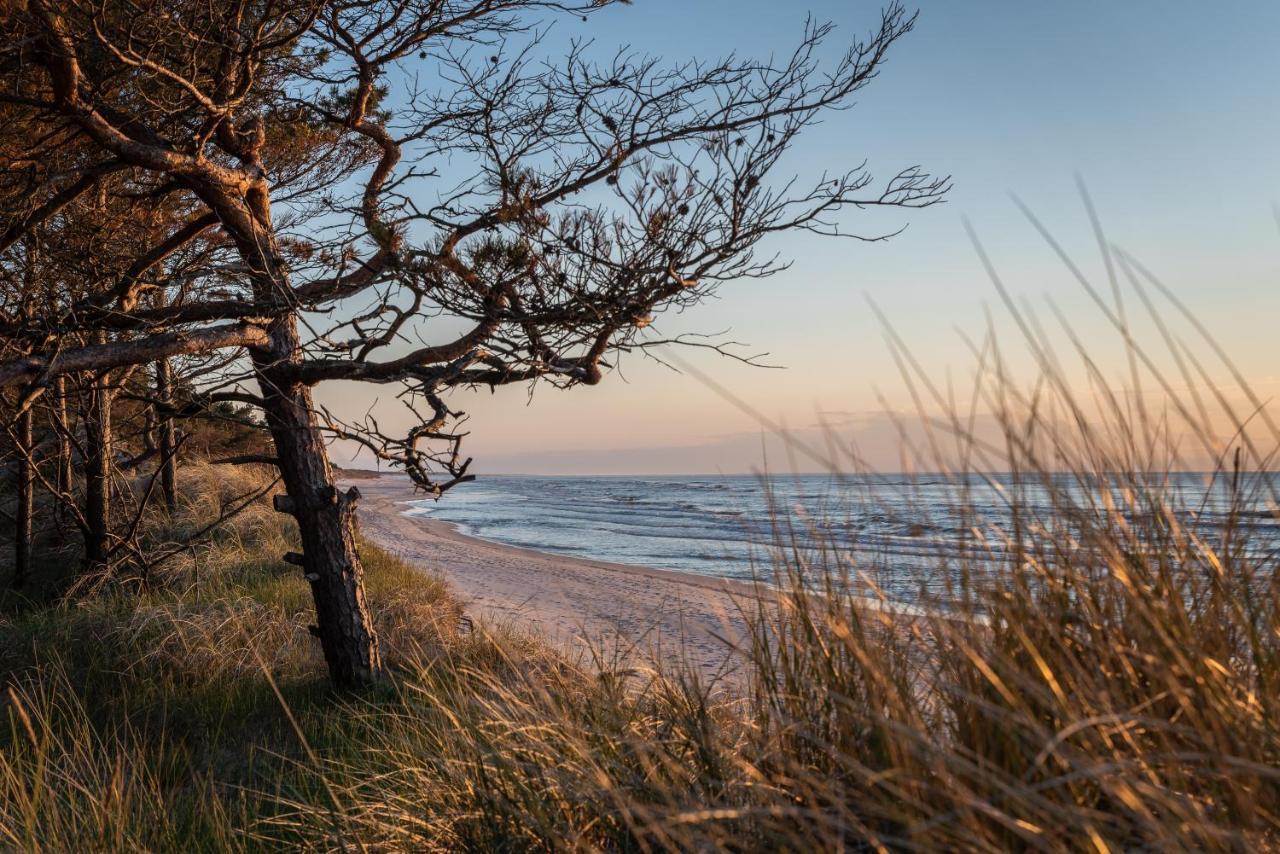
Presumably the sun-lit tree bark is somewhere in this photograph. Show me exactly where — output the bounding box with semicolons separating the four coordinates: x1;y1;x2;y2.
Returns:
0;0;946;688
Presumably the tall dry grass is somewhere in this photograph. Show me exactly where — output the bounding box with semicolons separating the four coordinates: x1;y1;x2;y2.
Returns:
259;221;1278;850
0;462;465;850
0;217;1277;850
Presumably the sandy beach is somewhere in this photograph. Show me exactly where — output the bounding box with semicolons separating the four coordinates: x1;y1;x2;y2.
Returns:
343;475;757;679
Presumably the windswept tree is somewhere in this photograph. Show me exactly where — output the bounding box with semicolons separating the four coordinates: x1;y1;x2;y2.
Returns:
0;0;946;688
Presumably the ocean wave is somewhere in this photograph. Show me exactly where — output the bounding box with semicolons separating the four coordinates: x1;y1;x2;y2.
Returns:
411;474;1280;583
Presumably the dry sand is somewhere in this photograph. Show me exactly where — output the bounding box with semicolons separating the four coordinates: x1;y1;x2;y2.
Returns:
343;475;757;680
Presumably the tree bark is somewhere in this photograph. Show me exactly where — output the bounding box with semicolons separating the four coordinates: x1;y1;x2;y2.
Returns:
54;376;72;500
82;370;112;571
52;376;73;531
13;406;32;587
222;173;384;690
0;323;268;387
155;357;177;511
254;314;382;690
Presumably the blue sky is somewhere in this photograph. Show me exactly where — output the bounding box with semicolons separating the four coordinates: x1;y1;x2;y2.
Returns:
322;1;1280;474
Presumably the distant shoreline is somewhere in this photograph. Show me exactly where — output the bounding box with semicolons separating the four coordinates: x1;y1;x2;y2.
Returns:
341;475;758;678
331;465;383;480
342;469;1264;479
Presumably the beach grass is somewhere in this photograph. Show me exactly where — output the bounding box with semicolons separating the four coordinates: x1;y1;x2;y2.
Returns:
2;280;1280;850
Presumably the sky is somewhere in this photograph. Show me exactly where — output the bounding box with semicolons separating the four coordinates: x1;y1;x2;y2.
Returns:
320;1;1280;475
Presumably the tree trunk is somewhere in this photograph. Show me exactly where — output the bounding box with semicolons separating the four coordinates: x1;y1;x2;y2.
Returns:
13;406;32;587
155;357;177;511
224;181;382;689
54;376;72;505
82;371;112;572
253;314;382;690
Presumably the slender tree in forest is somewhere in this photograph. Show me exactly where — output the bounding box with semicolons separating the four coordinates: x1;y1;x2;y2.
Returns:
0;1;946;687
53;376;71;526
79;344;113;571
154;356;178;512
11;402;31;586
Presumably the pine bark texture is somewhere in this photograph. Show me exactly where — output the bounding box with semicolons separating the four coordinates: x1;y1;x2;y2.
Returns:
54;376;71;505
155;357;177;511
82;371;111;571
255;315;382;689
14;406;32;586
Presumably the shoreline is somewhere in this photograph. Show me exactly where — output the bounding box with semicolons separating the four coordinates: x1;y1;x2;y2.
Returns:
343;476;758;678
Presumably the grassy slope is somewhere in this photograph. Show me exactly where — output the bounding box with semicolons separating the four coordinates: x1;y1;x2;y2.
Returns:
0;464;463;850
0;465;757;851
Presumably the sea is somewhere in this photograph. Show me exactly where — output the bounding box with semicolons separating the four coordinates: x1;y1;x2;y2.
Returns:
405;472;1280;602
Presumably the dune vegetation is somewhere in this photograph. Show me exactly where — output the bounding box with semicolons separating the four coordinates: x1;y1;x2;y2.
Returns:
0;2;1274;850
1;296;1278;851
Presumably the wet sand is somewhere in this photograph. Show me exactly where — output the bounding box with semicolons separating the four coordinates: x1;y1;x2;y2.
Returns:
343;475;757;680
